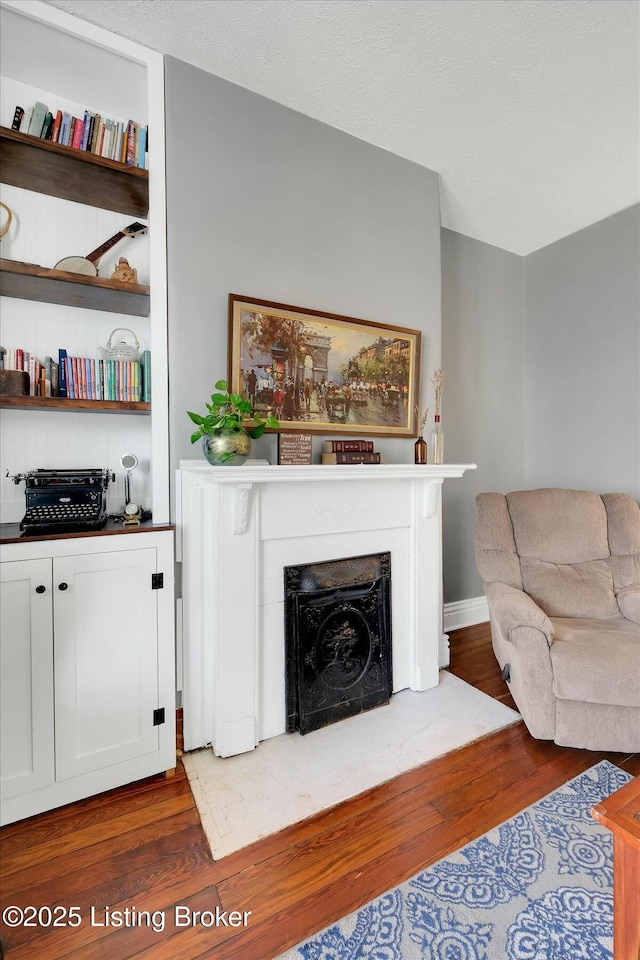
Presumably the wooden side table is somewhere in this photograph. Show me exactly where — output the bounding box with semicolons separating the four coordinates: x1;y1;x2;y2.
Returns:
592;775;640;960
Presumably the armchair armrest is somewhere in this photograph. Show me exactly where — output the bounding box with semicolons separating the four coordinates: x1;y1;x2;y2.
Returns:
485;581;554;646
617;584;640;624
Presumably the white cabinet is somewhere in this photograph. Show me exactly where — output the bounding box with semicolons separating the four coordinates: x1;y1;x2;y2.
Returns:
0;558;54;799
0;529;175;825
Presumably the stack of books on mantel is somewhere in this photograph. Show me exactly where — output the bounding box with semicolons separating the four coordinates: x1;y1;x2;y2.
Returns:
321;439;381;464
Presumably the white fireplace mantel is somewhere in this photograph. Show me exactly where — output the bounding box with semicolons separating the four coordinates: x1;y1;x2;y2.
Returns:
177;460;476;757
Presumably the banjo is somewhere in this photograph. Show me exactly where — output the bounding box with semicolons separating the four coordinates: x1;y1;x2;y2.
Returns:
54;221;147;276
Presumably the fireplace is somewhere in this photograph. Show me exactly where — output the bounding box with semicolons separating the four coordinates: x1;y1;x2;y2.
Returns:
178;460;476;757
285;552;392;735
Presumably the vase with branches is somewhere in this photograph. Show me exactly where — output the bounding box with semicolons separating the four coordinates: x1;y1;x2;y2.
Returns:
430;369;444;464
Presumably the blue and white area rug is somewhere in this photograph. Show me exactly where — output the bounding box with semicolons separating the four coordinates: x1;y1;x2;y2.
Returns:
278;760;632;960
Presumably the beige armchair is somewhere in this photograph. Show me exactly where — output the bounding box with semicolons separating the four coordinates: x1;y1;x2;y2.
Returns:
474;489;640;752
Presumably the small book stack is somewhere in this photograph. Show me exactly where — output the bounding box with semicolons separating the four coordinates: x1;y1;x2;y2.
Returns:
321;439;381;464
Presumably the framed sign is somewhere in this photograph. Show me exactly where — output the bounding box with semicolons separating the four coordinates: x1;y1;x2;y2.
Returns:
277;433;313;465
228;294;421;438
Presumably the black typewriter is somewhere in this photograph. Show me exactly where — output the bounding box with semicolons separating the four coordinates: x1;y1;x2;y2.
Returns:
9;468;115;535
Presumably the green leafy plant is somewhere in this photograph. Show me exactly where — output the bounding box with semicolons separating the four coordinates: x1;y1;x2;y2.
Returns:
188;379;279;444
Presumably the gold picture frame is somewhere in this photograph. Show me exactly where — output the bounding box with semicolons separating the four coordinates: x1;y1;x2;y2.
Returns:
228;294;421;437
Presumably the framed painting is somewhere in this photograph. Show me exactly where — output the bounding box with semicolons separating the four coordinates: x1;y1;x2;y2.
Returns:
228;294;421;437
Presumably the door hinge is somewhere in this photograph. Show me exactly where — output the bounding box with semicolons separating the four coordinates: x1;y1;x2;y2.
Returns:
153;708;166;726
174;561;182;600
151;572;164;590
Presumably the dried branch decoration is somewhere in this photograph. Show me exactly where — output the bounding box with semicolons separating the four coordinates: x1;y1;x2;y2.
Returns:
414;404;430;434
431;368;444;417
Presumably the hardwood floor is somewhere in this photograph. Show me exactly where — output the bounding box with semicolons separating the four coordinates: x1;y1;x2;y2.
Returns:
1;622;638;959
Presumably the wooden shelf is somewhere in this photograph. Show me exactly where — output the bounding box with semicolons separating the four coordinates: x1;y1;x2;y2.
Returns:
0;126;148;218
0;396;150;415
1;259;150;316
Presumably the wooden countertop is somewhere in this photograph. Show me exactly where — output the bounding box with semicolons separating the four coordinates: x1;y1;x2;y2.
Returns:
1;518;174;545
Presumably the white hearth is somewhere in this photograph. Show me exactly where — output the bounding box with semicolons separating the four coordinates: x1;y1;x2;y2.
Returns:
177;461;476;757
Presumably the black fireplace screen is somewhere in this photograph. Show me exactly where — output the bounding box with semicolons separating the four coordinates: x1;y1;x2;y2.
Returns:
284;552;392;735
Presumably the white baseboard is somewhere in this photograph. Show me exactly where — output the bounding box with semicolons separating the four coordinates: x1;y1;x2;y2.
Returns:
443;596;489;632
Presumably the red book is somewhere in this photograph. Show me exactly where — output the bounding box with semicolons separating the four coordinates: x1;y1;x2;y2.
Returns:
51;110;62;144
323;439;374;453
72;119;84;149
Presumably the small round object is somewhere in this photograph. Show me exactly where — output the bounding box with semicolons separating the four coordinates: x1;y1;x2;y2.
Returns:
58;582;68;591
124;501;140;517
36;584;46;594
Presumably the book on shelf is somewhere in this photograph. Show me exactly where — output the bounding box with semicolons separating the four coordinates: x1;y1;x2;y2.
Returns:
72;118;84;149
41;111;53;140
321;451;381;464
140;349;151;401
58;349;68;397
27;101;48;137
51;109;62;144
44;357;59;397
323;439;375;453
11;105;24;130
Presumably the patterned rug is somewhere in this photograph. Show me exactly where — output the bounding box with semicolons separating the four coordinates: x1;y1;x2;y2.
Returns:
277;760;632;960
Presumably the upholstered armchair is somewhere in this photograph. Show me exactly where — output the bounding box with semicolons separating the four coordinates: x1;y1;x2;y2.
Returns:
474;489;640;752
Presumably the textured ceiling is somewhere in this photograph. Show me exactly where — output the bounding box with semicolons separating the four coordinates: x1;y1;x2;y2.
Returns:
44;0;639;254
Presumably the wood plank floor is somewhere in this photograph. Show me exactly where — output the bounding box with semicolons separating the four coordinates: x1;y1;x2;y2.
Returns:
1;622;638;959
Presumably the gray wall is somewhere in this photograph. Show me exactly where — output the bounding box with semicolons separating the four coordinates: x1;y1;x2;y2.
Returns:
441;205;639;605
441;229;525;603
164;56;441;495
524;204;640;498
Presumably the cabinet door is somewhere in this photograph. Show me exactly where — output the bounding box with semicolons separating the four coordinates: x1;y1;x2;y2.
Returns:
53;548;160;780
0;559;55;799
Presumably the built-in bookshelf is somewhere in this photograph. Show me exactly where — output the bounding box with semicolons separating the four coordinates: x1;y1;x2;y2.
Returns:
0;0;169;525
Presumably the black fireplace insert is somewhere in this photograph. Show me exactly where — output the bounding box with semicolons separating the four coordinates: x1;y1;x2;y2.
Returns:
284;552;392;735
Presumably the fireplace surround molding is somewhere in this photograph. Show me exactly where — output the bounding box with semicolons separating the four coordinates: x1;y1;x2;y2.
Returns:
177;461;476;757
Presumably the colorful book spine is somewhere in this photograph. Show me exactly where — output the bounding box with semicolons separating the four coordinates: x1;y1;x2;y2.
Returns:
11;106;24;130
72;118;84;149
140;350;151;401
323;439;375;453
321;452;381;464
51;110;62;144
137;125;147;168
65;357;74;399
27;101;48;137
125;119;136;165
58;349;67;397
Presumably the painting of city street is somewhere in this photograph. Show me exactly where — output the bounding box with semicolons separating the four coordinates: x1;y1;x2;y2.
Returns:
228;295;421;437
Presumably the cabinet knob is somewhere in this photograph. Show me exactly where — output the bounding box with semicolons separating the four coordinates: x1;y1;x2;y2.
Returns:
58;582;69;591
36;584;46;594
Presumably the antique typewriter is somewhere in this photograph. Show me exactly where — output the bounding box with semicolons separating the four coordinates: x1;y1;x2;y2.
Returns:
9;468;115;535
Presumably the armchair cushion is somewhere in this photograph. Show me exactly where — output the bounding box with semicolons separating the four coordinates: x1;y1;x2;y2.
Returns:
617;585;640;624
484;581;553;642
550;618;640;708
519;557;620;619
506;489;620;618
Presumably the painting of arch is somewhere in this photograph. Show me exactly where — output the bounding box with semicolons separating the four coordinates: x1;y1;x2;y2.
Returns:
228;294;421;437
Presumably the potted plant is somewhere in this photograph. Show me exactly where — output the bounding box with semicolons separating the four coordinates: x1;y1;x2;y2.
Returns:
188;379;279;465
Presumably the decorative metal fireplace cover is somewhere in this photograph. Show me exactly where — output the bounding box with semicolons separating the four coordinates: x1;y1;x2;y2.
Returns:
284;552;392;735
